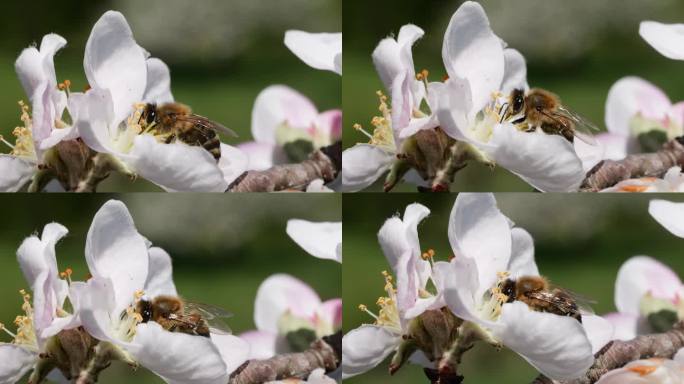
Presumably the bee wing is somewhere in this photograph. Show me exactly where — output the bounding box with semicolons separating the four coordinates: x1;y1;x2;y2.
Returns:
177;114;238;138
524;290;594;316
550;286;596;315
552;107;600;145
184;301;234;335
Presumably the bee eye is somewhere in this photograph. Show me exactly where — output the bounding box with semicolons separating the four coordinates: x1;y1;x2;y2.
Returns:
513;95;524;112
145;104;157;124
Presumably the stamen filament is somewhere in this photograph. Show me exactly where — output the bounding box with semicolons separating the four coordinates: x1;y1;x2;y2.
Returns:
353;123;373;140
0;323;17;339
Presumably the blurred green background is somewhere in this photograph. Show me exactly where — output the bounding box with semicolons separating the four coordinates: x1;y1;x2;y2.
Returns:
343;193;684;383
0;0;341;191
344;0;684;191
0;194;341;383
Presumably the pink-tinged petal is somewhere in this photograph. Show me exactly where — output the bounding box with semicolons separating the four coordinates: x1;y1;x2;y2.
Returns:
487;123;585;192
0;344;35;383
237;141;285;171
210;333;250;375
251;85;318;144
448;193;511;298
128;135;228;192
316;109;342;141
145;247;177;298
372;24;423;93
508;227;539;278
342;325;400;379
16;236;49;292
403;203;432;289
341;144;394;192
640;21;684;60
85;200;148;313
254;274;321;333
286;220;342;263
84;11;147;125
594;132;630;161
605;77;671;136
319;298;342;329
501;48;528;94
442;1;504;116
217;143;248;186
15;33;65;101
284;31;342;75
603;312;639;341
649;199;684;238
494;302;594;380
582;315;614;354
668;101;684;127
0;155;34;192
615;256;683;315
239;330;280;359
130;322;230;384
143;58;174;104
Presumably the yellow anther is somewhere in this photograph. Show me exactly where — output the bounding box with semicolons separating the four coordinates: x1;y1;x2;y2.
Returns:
358;304;367;311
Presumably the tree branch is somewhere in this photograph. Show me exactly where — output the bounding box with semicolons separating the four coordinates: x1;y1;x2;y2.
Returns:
531;322;684;384
228;332;341;384
227;142;341;192
580;137;684;192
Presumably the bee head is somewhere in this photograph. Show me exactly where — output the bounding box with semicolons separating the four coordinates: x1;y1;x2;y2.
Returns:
500;279;516;303
137;300;153;323
511;89;525;115
142;103;157;125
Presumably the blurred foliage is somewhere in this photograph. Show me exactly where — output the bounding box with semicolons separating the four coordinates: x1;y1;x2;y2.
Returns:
0;0;340;191
0;194;341;383
343;193;684;383
343;0;684;191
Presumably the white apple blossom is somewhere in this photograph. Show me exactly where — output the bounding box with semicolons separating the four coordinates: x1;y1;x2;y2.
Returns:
600;167;684;192
240;274;341;360
284;30;342;75
238;85;341;171
75;11;247;192
435;2;585;192
342;203;451;378
603;256;684;341
649;199;684;238
640;21;684;61
342;24;433;192
442;193;601;380
0;222;83;383
1;34;84;192
77;200;249;383
286;219;342;263
594;349;684;384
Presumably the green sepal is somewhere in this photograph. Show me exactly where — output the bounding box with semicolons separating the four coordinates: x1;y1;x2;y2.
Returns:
637;130;668;153
283;139;315;163
285;328;318;352
647;309;679;333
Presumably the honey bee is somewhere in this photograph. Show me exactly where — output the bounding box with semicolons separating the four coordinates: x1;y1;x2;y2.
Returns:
501;88;598;145
498;276;593;323
136;295;233;337
139;103;237;161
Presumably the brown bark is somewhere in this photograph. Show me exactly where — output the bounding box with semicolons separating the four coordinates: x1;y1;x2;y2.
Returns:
580;138;684;192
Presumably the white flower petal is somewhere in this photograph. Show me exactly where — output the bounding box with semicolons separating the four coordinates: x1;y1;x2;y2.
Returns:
649;199;684;238
129;135;228;192
240;330;279;360
210;333;250;375
487;124;584;192
581;315;614;354
575;135;608;172
434;77;474;141
603;312;639;341
341;144;394;192
254;274;321;334
75;89;118;154
442;1;505;115
15;33;65;101
494;302;593;380
130;322;230;384
507;227;539;278
84;11;147;125
145;247;177;297
284;31;342;75
85;200;148;313
143;58;174;104
0;155;34;192
342;325;400;379
442;257;488;325
501;48;528;94
448;193;511;298
640;21;684;60
286;220;342;263
319;298;342;329
605;77;671;136
237;141;285;171
251;85;318;144
218;143;248;186
615;256;683;315
0;344;35;384
78;277;121;344
372;24;423;93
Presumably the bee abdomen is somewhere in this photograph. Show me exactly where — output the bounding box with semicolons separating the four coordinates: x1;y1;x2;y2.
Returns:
201;135;221;161
176;126;221;161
